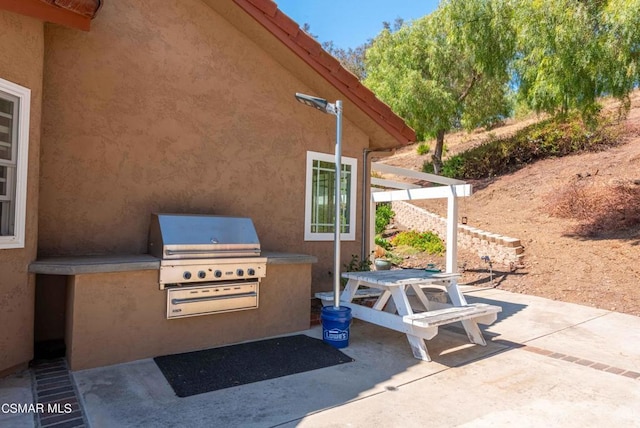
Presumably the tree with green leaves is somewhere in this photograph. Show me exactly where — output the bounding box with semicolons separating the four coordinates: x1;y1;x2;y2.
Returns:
594;0;640;114
364;0;640;173
513;0;602;120
498;0;640;121
364;0;515;173
603;0;640;95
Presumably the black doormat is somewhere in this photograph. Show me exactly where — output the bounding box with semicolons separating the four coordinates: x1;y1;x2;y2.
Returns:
154;335;354;397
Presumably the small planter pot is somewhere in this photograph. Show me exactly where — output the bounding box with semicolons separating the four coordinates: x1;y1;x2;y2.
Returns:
374;258;392;271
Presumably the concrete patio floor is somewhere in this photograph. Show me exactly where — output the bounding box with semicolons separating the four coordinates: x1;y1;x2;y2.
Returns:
2;286;639;427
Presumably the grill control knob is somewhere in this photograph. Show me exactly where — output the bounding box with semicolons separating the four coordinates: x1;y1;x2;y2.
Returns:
247;268;256;276
236;269;244;277
198;271;206;279
214;270;222;278
183;271;192;280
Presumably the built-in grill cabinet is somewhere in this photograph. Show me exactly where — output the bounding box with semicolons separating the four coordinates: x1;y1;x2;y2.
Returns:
148;213;267;319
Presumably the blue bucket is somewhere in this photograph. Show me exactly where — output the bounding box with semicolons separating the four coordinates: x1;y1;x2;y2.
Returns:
321;306;352;349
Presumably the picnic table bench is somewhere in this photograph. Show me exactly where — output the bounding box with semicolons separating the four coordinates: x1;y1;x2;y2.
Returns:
315;269;501;361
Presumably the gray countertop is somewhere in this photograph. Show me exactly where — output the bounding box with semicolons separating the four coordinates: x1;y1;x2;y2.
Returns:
29;252;317;275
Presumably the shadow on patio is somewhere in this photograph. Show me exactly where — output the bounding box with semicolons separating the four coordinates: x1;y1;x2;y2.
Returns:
71;315;516;428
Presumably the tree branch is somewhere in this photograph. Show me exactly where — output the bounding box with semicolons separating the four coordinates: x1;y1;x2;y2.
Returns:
458;71;481;103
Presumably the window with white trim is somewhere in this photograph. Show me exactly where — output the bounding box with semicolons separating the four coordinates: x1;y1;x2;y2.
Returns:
0;78;30;249
304;151;357;241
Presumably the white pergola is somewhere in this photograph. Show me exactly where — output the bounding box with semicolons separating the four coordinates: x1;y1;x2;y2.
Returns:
369;162;472;274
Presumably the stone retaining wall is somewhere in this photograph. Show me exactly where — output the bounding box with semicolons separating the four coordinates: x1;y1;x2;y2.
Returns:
390;201;524;267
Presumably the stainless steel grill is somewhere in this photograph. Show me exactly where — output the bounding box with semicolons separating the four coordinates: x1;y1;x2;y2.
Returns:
148;213;267;319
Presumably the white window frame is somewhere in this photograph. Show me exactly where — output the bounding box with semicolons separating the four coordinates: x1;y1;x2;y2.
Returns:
0;78;30;249
304;151;357;241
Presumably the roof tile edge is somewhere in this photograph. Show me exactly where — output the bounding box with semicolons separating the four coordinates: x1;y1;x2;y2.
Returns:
233;0;416;145
40;0;102;19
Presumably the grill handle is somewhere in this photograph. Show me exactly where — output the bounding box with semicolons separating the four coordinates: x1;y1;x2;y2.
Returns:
165;249;260;257
171;292;257;305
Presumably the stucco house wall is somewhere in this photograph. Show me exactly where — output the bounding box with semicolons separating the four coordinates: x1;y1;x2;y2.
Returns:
0;0;415;376
38;0;368;293
0;10;43;375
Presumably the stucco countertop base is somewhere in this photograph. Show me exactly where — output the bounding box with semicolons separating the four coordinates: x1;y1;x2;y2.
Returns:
29;252;317;275
41;253;317;370
29;254;160;275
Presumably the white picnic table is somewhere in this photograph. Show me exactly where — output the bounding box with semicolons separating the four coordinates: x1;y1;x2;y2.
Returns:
316;269;502;361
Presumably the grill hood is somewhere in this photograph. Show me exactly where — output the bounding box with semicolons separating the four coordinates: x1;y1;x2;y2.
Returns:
148;213;261;260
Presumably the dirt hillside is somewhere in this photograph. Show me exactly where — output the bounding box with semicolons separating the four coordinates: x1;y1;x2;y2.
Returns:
379;91;640;316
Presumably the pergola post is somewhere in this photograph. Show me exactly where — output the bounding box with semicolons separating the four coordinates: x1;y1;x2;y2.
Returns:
369;162;470;276
446;187;459;274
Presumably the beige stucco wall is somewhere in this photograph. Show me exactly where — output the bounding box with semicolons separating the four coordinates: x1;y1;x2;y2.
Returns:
0;10;43;375
39;0;369;295
66;263;311;370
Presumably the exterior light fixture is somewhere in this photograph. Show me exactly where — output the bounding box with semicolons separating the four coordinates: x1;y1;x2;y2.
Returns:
295;93;343;310
295;93;337;115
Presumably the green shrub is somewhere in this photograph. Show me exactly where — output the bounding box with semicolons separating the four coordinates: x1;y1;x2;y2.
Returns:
440;154;465;178
390;231;445;255
434;114;618;180
343;254;371;272
416;143;430;155
383;251;404;266
375;236;392;250
422;161;435;174
375;203;395;234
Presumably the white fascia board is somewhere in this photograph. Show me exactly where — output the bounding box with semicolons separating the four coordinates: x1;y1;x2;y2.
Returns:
371;177;422;190
372;162;467;186
371;184;473;202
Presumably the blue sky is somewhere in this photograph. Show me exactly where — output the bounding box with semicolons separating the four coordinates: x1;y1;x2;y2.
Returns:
275;1;440;50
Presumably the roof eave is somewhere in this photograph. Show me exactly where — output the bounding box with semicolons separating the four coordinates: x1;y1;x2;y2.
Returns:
0;0;101;31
